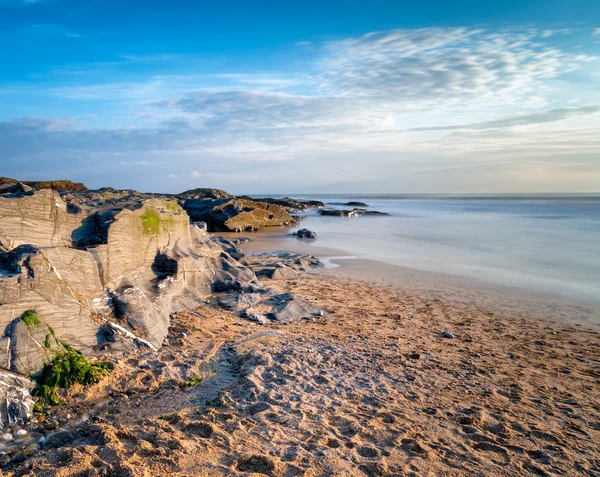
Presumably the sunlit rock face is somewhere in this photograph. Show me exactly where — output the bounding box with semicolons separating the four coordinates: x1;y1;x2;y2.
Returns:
0;192;260;375
181;197;297;232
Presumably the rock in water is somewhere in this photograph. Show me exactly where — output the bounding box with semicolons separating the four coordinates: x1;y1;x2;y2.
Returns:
292;228;317;239
181;198;297;232
319;208;389;217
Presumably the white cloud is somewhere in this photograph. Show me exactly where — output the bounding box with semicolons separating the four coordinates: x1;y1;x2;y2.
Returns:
2;26;599;192
319;28;595;107
593;27;600;36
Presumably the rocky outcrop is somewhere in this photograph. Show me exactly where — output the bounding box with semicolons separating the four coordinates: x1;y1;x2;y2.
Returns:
0;192;261;375
250;252;322;280
181;198;297;232
0;177;88;193
239;197;324;213
0;190;92;250
319;208;389;217
218;292;323;325
178;188;234;199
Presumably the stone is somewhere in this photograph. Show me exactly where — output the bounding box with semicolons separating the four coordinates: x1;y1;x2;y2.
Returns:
442;331;454;339
181;198;297;232
239;196;324;212
319;208;389;217
0;177;88;193
292;228;317;239
0;369;34;428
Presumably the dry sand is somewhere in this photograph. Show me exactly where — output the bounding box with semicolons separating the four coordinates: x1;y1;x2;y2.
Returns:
4;255;600;476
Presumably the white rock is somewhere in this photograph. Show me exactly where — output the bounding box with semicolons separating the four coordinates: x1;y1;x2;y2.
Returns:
1;433;12;441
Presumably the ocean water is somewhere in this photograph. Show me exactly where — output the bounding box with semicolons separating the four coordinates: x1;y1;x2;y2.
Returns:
261;194;600;304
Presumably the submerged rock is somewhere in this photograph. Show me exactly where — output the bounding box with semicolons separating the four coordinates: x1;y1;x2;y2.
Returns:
181;198;297;232
319;208;389;217
292;228;317;239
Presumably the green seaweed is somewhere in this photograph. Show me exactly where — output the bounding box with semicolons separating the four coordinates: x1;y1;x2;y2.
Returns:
32;349;109;406
21;310;41;330
186;375;203;386
140;208;162;236
165;200;180;213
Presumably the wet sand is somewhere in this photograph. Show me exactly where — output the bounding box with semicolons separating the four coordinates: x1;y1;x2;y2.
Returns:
238;232;600;331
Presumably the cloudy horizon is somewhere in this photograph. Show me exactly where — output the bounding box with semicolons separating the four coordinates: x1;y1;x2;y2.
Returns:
1;1;599;194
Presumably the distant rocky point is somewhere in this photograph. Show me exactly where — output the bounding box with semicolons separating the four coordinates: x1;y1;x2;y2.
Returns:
0;177;88;193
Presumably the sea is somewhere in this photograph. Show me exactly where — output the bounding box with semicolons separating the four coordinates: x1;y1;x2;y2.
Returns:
253;193;600;305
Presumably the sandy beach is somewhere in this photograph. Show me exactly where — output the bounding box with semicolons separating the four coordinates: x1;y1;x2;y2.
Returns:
6;239;600;477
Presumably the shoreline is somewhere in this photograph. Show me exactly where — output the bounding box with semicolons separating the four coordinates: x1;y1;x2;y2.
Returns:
233;230;600;331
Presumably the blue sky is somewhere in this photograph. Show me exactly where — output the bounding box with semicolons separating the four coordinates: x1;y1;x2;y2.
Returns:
1;0;599;193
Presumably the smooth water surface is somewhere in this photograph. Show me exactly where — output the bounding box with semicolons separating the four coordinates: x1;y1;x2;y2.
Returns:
259;194;600;304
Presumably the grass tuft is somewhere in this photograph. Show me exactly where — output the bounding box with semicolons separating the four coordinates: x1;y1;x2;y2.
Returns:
140;208;162;236
32;349;109;406
186;375;203;386
21;309;41;330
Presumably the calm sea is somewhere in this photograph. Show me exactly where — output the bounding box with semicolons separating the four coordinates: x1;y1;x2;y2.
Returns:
259;194;600;304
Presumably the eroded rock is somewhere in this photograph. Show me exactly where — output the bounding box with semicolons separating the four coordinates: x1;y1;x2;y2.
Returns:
181;198;297;232
0;370;34;428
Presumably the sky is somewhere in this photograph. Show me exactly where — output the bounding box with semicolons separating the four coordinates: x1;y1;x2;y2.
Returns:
1;0;599;194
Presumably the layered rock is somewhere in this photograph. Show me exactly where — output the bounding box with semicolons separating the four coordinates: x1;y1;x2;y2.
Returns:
0;192;260;375
0;177;87;193
238;196;324;213
181;198;297;232
178;188;234;199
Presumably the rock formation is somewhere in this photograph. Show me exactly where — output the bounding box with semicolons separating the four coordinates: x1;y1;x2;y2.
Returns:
181;198;297;232
291;228;317;239
319;208;389;217
0;187;324;426
238;196;324;212
0;177;87;193
0;191;260;376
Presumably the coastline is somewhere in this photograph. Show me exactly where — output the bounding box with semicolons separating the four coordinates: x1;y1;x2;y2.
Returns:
235;230;600;331
11;246;600;476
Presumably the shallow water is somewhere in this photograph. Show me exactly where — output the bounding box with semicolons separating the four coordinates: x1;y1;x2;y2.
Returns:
255;193;600;305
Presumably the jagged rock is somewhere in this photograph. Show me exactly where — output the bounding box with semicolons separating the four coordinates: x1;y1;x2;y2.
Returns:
0;190;94;250
0;369;34;428
181;198;297;232
178;188;234;199
218;291;325;324
255;265;298;280
292;228;317;239
0;177;87;193
0;193;261;373
249;252;322;275
319;208;389;217
239;197;324;213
